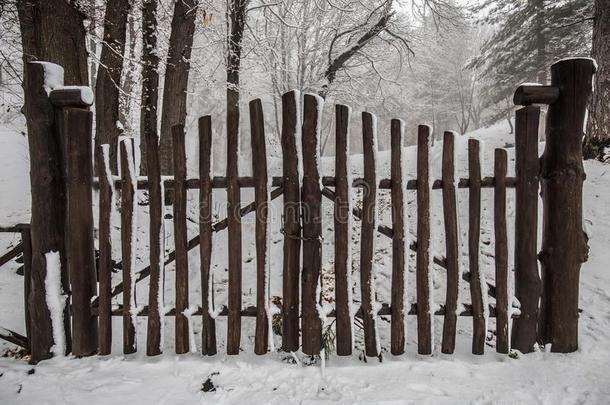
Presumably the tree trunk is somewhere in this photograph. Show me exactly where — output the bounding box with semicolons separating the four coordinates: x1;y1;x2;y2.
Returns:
139;0;160;176
158;0;199;175
119;9;139;138
94;0;130;174
17;0;89;86
583;0;610;160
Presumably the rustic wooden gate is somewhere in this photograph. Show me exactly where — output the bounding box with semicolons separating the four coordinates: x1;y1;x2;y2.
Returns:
11;57;596;363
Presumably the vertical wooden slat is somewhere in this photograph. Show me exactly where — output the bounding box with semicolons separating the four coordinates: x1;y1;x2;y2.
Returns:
97;145;113;355
301;94;323;356
416;125;432;355
64;107;98;356
120;138;137;354
280;90;301;352
172;125;189;354
390;118;406;355
441;131;459;354
249;100;270;355
226;91;242;357
511;106;540;353
468;138;486;355
494;148;509;354
360;111;379;358
21;227;32;349
334;104;352;356
199;116;217;355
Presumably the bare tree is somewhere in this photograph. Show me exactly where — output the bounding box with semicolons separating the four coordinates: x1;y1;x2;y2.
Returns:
94;0;131;173
158;0;199;174
583;0;610;160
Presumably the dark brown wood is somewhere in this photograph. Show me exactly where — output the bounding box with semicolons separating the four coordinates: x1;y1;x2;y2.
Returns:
539;58;595;352
494;148;509;354
334;104;352;356
390;119;406;355
21;228;32;348
172;125;189;354
96;175;517;191
468;139;486;355
301;94;323;356
513;85;559;106
97;145;113;355
0;326;29;349
416;125;432;355
64;107;97;357
249;100;270;355
49;88;93;108
120;139;137;354
0;224;30;233
511;105;541;354
441;131;460;354
23;62;67;362
142;0;164;354
360;111;379;357
199;116;217;355
0;242;24;267
280;91;301;352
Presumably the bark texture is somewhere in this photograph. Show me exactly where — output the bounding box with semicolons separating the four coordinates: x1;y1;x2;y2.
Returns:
584;0;610;160
158;0;198;174
94;0;130;173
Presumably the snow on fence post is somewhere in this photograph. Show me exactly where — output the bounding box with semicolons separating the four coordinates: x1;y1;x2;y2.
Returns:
249;99;270;355
280;90;301;352
334;104;353;356
97;145;113;355
511;104;541;354
23;62;70;362
538;58;596;353
360;111;379;358
416;125;432;355
441;131;460;354
494;148;510;354
390;118;407;356
119;138;137;354
60;99;98;357
198;116;217;355
468;138;487;355
301;94;323;356
172;124;189;354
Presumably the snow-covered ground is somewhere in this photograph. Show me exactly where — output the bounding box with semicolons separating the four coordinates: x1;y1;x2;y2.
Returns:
1;121;609;404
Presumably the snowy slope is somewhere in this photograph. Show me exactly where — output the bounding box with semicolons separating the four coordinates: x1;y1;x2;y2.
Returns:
1;121;609;404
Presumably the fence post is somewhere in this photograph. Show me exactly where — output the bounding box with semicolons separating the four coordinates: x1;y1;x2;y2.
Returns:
539;58;596;352
51;87;97;356
23;62;69;362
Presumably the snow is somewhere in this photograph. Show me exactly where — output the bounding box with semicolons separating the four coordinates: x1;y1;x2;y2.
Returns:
1;121;610;403
44;251;65;356
32;61;64;95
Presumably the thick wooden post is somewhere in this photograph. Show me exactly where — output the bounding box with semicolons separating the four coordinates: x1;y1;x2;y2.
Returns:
494;149;509;354
334;104;352;356
539;58;595;352
511;105;541;353
280;91;301;352
301;94;323;356
172;125;189;354
23;62;68;362
21;227;32;349
61;104;97;356
249;100;270;355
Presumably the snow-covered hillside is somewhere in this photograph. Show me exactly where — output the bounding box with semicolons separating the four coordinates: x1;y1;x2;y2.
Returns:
0;121;609;404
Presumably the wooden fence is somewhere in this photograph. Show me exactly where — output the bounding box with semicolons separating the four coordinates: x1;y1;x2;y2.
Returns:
7;57;596;363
